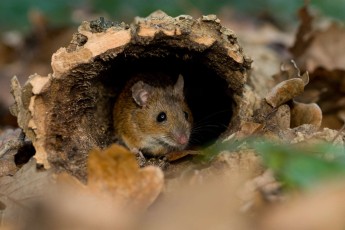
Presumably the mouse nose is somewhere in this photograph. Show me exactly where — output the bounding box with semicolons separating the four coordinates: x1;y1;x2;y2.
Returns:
177;134;188;145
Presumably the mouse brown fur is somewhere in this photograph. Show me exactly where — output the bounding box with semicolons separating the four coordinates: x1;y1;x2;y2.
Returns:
113;73;193;156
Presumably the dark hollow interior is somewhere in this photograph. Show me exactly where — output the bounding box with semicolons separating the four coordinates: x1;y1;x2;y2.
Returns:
98;52;234;150
14;141;36;166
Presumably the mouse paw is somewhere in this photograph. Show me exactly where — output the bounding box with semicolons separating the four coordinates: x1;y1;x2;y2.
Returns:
131;148;146;166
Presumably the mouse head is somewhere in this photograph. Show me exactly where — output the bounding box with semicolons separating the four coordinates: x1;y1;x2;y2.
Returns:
130;75;193;155
131;74;185;107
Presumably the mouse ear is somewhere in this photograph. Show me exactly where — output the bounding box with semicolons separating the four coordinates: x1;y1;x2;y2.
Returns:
131;81;152;107
174;74;184;95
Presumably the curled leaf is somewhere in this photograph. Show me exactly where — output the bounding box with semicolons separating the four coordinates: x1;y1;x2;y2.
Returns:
265;78;304;108
267;60;310;108
290;101;322;128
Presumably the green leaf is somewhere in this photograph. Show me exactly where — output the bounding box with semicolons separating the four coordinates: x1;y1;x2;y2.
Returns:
254;142;345;189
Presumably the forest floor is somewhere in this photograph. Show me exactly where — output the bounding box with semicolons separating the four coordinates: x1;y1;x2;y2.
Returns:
0;4;345;230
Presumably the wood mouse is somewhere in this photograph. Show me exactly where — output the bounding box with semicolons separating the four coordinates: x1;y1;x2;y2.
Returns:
113;73;193;156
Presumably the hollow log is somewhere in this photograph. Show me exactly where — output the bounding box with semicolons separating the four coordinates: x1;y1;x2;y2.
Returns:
11;11;253;180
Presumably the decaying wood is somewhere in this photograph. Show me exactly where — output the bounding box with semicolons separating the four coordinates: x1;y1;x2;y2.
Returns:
10;11;320;180
10;11;252;180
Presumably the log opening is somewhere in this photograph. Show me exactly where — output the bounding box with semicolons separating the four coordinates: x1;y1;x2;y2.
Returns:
99;52;235;149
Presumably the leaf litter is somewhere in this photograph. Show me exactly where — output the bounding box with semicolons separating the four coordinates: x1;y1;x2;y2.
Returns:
1;3;345;230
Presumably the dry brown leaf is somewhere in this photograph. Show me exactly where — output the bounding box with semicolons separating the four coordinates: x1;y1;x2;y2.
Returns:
166;150;200;162
294;22;345;72
0;129;22;176
240;170;283;213
290;5;345;72
41;172;134;230
271;104;291;130
0;158;52;226
289;5;345;129
234;121;264;139
266;61;309;108
88;144;164;210
34;144;165;230
289;5;314;59
144;156;260;230
260;182;345;230
290;100;322;128
141;145;266;230
265;78;305;108
296;68;345;129
0;128;36;177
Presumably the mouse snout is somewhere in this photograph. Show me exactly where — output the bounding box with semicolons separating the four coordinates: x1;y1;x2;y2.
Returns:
176;133;189;145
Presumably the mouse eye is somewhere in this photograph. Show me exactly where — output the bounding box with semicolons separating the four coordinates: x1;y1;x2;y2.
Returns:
184;111;189;120
156;112;167;123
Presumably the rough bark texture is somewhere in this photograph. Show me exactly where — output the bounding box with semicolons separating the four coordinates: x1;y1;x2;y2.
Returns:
10;11;252;180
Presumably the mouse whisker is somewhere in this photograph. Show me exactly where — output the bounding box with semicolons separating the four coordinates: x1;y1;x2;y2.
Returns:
193;120;229;129
192;124;229;132
193;109;232;125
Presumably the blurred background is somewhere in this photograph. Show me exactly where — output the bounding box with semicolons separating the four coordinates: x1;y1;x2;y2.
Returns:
0;0;344;128
1;0;345;32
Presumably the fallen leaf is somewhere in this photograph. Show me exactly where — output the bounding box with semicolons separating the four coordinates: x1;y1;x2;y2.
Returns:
166;150;200;162
260;182;345;230
289;5;345;129
88;144;164;210
296;68;345;129
0;129;22;176
293;23;345;72
235;122;264;139
289;5;314;59
0;158;52;226
0;129;36;177
265;78;304;108
266;61;308;108
23;144;165;230
240;170;283;213
290;5;345;72
290;100;322;128
46;172;134;230
270;104;291;129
